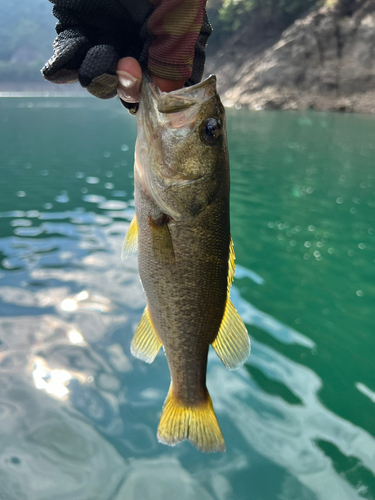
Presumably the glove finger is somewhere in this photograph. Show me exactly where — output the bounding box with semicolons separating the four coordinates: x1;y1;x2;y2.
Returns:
78;45;119;99
51;0;99;11
53;5;82;34
42;28;91;83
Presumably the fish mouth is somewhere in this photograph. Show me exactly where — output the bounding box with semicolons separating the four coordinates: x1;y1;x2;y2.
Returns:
157;75;217;114
138;71;218;144
142;71;217;117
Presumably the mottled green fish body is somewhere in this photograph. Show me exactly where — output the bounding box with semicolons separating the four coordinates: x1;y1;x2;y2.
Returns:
122;72;250;452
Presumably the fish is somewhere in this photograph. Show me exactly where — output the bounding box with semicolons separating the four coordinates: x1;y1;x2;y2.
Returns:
122;72;250;453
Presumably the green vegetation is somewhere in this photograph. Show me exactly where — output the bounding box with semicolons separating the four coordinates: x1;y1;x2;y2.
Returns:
208;0;321;42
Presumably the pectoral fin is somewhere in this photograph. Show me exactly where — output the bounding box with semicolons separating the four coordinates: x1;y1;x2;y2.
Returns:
121;215;138;260
149;216;175;265
131;306;162;363
212;236;250;370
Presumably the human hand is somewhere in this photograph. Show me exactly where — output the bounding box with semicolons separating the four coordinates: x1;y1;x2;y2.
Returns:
41;0;151;99
116;57;186;103
42;1;211;102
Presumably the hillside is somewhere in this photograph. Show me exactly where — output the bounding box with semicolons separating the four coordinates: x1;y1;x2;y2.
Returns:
206;0;375;112
0;0;56;84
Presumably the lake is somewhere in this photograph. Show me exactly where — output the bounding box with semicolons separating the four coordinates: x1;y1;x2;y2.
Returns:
0;96;374;500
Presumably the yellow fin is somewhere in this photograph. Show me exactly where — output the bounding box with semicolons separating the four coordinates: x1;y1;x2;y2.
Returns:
150;221;174;265
131;307;162;363
121;215;138;260
157;386;225;453
228;236;235;292
212;299;250;371
212;236;250;370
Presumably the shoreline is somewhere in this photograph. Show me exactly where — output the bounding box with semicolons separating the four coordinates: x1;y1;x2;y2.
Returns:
222;88;375;114
2;79;375;115
0;81;87;98
0;91;90;98
2;87;375;116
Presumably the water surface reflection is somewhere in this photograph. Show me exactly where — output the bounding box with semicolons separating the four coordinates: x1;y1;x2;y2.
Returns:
0;98;374;500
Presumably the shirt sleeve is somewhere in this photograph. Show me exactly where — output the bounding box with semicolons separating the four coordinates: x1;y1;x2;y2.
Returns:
147;0;208;81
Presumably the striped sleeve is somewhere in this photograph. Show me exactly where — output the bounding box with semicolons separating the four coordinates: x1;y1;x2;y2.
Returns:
147;0;207;81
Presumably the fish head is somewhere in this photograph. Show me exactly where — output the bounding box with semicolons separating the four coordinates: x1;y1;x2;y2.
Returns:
135;73;228;221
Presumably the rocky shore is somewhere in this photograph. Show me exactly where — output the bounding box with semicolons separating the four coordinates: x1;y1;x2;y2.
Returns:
207;1;375;112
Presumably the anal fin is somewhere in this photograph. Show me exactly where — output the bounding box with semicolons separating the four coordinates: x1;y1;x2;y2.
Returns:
121;215;138;260
212;236;250;370
212;298;250;370
131;306;162;363
157;385;225;453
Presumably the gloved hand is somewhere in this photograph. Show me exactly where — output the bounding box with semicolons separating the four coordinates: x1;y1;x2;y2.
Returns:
41;0;153;99
42;0;212;101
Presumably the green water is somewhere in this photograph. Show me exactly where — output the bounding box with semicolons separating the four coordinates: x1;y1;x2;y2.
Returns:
0;97;374;500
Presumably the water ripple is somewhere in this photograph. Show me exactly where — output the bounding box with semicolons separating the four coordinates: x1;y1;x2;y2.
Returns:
1;99;374;500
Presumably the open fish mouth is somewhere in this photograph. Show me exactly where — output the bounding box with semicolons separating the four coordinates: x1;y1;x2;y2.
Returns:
140;72;217;123
157;74;217;114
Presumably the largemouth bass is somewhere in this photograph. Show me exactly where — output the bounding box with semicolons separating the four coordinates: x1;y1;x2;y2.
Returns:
122;72;250;453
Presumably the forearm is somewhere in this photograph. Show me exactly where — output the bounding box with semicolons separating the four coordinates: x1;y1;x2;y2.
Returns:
147;0;207;82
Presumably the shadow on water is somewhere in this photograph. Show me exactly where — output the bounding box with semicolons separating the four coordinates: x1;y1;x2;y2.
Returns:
0;98;374;500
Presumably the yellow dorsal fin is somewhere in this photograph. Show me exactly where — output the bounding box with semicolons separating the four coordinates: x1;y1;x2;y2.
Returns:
121;215;138;260
157;385;225;453
228;236;235;292
212;236;250;370
131;306;162;363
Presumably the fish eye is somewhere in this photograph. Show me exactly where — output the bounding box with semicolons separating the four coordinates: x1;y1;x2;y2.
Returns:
200;118;222;145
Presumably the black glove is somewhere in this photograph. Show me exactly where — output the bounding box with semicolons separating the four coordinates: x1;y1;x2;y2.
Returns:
42;0;153;99
42;0;212;101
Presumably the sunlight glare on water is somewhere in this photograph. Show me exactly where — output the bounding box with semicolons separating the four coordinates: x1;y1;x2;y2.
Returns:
0;97;374;500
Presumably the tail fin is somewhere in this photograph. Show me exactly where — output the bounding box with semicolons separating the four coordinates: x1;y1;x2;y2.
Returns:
157;386;225;453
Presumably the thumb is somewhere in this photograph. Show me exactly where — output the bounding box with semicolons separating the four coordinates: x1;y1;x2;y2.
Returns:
117;57;142;103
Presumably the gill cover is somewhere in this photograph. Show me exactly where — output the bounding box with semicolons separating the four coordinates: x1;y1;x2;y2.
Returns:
135;72;228;221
